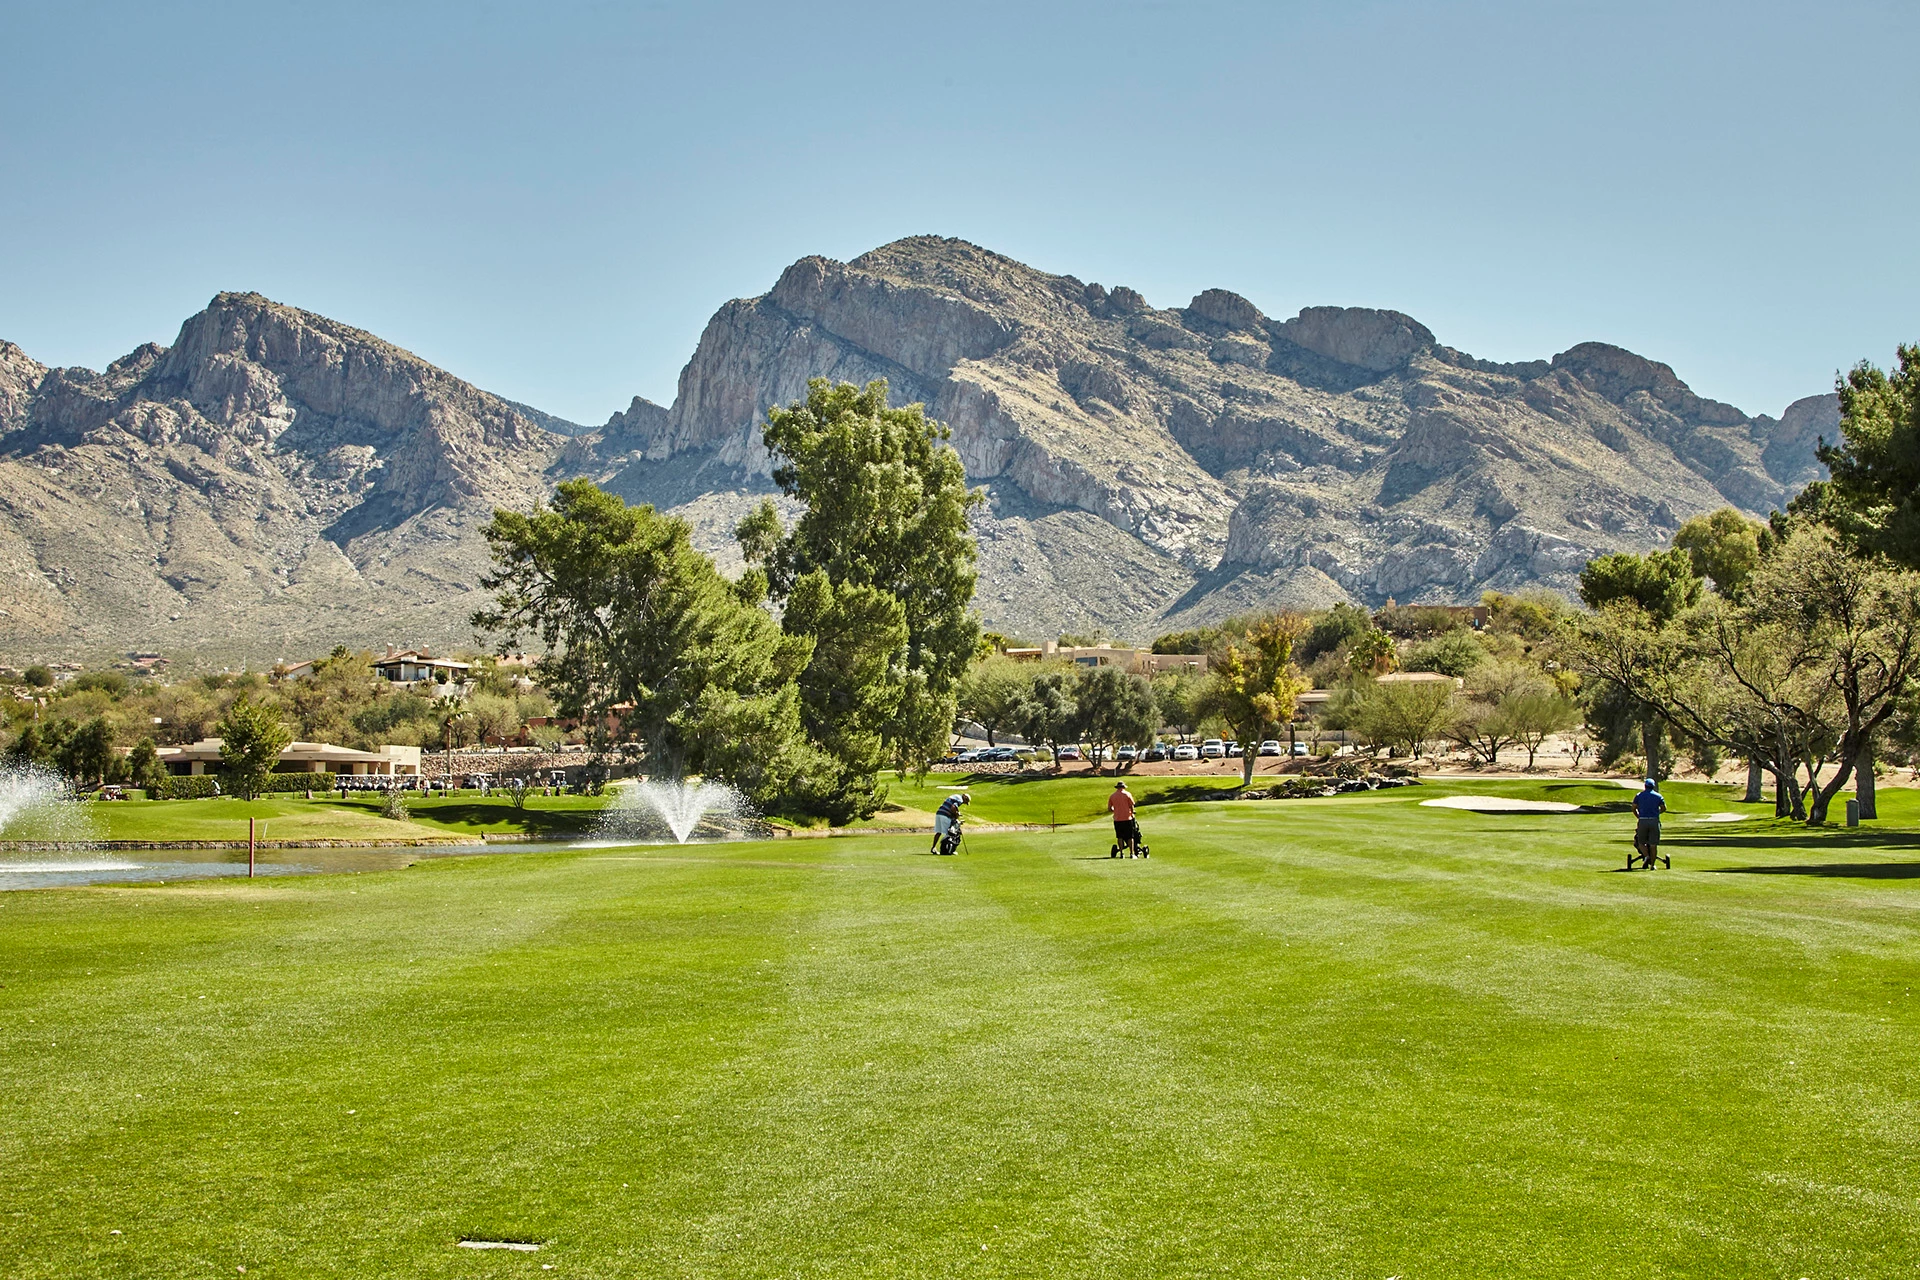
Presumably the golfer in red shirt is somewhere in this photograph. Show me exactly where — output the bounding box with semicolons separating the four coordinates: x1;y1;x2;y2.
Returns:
1108;781;1145;858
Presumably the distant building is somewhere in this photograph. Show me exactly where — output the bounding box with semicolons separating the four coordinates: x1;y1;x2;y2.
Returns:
1003;641;1208;675
1376;671;1465;689
372;647;471;685
156;739;423;777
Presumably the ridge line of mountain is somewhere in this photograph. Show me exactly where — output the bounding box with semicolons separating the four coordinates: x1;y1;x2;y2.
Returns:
0;236;1835;662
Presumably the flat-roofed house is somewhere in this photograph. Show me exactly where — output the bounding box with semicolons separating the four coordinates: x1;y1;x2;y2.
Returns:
372;648;471;685
1003;641;1208;675
155;739;423;777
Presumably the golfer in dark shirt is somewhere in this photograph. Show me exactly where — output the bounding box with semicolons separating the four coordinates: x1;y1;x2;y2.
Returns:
1633;778;1666;866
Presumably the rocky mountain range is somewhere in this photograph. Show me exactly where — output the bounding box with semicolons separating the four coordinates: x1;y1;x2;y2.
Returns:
0;236;1834;664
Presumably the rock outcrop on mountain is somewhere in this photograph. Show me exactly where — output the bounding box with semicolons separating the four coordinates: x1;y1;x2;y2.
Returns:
0;294;569;661
595;236;1829;642
0;237;1835;663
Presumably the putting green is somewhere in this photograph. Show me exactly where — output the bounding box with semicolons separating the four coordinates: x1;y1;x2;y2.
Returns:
3;783;1917;1277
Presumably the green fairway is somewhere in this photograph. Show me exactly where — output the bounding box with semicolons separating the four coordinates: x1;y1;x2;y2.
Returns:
5;785;1919;1277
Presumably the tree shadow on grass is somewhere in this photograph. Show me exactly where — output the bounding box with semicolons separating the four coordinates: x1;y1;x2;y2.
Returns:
335;799;598;838
1138;785;1243;807
1663;830;1920;852
1704;863;1920;879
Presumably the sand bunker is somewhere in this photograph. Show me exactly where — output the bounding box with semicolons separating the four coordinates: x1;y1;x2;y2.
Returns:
1420;796;1581;813
1696;812;1748;823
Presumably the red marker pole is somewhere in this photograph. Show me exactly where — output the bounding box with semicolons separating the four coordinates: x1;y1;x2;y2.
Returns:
248;817;255;879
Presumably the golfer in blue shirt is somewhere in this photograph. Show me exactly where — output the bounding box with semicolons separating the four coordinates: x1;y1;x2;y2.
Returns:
1631;778;1669;869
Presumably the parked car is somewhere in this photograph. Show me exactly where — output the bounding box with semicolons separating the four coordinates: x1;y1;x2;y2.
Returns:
955;749;982;763
983;746;1019;762
1142;744;1168;762
1292;742;1311;756
1226;741;1243;757
1173;743;1200;761
1201;739;1225;758
1057;746;1083;761
1115;746;1138;763
1259;740;1283;756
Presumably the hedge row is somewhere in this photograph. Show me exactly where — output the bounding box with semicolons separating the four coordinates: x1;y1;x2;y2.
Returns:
155;775;221;799
155;772;340;799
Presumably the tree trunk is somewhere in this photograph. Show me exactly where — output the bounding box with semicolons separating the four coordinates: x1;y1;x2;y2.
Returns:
1640;717;1663;780
1242;746;1258;789
1807;752;1856;826
1743;757;1763;803
1858;738;1877;820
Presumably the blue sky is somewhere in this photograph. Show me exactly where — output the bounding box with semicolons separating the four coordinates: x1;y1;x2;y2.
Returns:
2;0;1913;424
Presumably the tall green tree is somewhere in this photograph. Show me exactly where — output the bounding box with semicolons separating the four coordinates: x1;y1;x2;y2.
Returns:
217;697;292;801
1016;668;1079;768
1199;618;1307;787
1673;507;1765;599
1578;549;1703;622
57;716;117;789
1805;345;1920;568
778;571;908;820
1350;678;1459;763
1577;548;1703;777
956;655;1034;748
739;378;982;789
476;480;814;792
127;738;168;796
1072;666;1158;774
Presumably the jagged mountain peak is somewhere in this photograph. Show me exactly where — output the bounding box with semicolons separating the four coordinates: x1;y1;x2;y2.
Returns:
603;237;1832;641
0;238;1837;661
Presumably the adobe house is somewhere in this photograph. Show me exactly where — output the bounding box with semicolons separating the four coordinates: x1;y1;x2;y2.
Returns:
156;739;423;777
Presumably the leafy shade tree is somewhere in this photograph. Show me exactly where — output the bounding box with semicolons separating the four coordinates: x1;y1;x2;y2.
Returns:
1151;626;1217;655
1482;589;1574;642
955;655;1033;748
1578;548;1703;777
127;737;167;796
1673;508;1765;599
738;378;981;782
1571;529;1920;823
281;648;382;747
1351;678;1459;762
1405;629;1488;678
1296;603;1375;664
217;697;293;801
1806;345;1920;568
1743;528;1920;823
22;665;53;689
476;480;815;799
1201;618;1307;787
1503;691;1582;770
778;571;909;818
1150;668;1203;742
5;722;47;768
1016;669;1078;768
57;716;117;789
1072;665;1157;773
1578;549;1703;621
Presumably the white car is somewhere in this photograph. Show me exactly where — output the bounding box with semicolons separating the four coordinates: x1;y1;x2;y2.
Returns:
1292;742;1310;757
1201;739;1225;758
1173;743;1200;761
1259;740;1283;756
